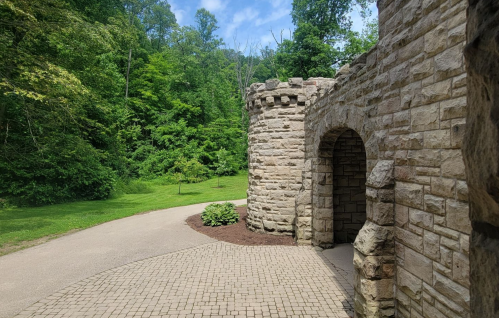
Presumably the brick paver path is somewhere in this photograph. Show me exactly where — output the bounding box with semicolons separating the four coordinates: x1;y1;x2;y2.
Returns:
15;242;354;318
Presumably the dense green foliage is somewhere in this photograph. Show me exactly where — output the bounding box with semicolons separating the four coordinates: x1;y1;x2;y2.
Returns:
201;202;239;227
275;0;378;79
0;0;378;207
0;0;248;206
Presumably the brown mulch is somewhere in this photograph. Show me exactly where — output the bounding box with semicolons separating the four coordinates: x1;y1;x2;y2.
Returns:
186;207;296;246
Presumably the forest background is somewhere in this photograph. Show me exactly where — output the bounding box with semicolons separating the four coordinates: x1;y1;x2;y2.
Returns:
0;0;377;207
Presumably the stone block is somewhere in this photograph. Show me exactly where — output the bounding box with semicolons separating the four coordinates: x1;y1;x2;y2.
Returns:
395;204;409;227
390;61;411;88
407;149;441;167
354;221;394;256
412;59;434;81
366;160;394;189
430;177;455;198
265;79;280;90
424;130;451;149
281;95;290;105
433;272;470;309
446;199;471;234
441;150;466;179
423;230;440;260
422;301;448;318
354;250;395;279
393;110;410;127
372;202;395;225
424;194;445;215
265;96;274;106
395;227;424;253
361;278;395;301
397;267;423;301
421;80;452;104
411;103;440;131
395;182;424;209
288;77;303;87
451;121;466;149
404;247;433;284
453;251;470;288
448;23;466;46
424;25;447;56
435;45;464;81
440;96;467;120
409;208;434;230
441;236;460;251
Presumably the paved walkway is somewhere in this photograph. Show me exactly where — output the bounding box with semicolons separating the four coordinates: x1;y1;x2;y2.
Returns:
0;200;354;318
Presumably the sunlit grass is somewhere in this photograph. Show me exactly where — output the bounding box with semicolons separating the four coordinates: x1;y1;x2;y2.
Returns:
0;172;248;254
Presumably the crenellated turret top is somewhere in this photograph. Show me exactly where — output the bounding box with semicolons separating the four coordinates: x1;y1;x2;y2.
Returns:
245;77;336;112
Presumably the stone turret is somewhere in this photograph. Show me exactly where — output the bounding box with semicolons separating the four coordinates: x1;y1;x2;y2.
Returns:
245;77;335;237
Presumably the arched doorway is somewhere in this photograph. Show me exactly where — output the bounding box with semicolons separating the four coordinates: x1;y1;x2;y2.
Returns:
332;130;367;243
314;127;395;317
313;128;367;247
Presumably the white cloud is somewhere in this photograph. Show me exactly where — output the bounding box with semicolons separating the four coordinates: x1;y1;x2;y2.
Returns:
169;0;186;25
255;9;290;26
200;0;227;12
267;0;289;8
225;7;259;38
260;34;275;46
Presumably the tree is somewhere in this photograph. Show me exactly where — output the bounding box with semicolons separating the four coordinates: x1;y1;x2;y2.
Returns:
144;1;177;50
0;0;123;205
195;8;220;50
172;157;206;194
341;19;378;64
0;0;248;206
276;0;376;79
214;148;234;187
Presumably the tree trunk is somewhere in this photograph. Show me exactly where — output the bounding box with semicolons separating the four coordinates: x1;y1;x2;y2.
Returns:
125;49;132;101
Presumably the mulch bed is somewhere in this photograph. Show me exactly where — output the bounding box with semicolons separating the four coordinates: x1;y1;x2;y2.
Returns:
186;207;296;246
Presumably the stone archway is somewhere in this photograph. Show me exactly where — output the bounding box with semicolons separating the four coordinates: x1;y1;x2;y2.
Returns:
332;130;367;244
313;128;368;247
312;127;395;318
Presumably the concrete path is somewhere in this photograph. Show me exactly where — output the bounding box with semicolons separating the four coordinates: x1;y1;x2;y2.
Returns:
322;244;355;286
0;199;355;318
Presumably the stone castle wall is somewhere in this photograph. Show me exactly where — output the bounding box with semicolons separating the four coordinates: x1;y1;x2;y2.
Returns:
246;0;471;317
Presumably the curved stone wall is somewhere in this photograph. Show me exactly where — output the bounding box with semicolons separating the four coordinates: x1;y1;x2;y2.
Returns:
245;78;334;237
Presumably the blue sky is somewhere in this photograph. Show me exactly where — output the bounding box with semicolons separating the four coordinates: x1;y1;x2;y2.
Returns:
168;0;378;49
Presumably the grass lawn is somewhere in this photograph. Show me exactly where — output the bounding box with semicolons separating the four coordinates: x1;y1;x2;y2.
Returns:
0;172;248;255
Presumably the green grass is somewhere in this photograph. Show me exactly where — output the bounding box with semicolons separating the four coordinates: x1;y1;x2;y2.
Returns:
0;172;248;254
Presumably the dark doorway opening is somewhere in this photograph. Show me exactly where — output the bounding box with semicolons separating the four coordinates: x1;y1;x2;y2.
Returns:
332;130;367;243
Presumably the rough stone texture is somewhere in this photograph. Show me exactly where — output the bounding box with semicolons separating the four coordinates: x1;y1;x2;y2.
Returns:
463;0;499;317
246;0;471;317
246;78;335;240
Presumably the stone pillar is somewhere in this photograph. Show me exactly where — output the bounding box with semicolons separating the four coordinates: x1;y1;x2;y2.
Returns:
463;1;499;316
245;78;309;236
353;160;395;318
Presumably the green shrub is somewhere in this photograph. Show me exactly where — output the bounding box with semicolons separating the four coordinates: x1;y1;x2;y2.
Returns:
110;179;154;198
0;136;115;206
201;202;239;226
